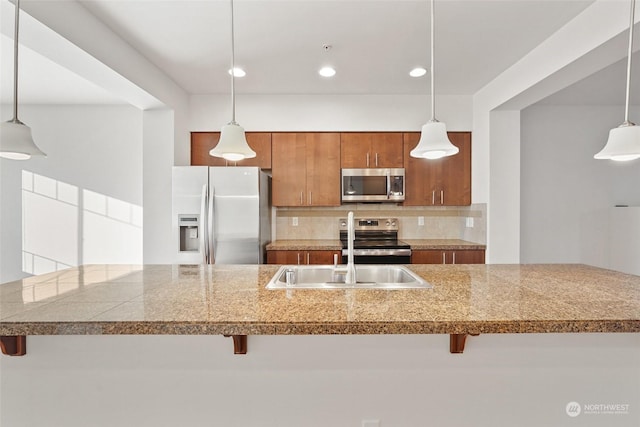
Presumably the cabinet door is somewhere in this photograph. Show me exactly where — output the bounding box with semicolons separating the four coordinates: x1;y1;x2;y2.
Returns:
340;133;371;168
308;250;342;265
439;133;471;206
370;133;404;168
266;250;303;264
272;133;308;206
341;133;404;168
403;132;471;206
411;249;485;264
403;133;438;206
191;132;272;169
306;133;341;206
411;250;445;264
452;250;485;264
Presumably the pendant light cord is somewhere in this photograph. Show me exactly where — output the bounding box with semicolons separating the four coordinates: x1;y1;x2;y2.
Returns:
229;0;237;124
430;0;435;122
624;0;636;124
12;0;21;123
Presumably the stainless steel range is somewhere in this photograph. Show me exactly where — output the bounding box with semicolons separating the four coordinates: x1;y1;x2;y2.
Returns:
339;218;411;264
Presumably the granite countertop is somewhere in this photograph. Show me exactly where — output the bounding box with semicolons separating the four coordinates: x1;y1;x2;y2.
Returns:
0;264;638;336
403;239;486;250
266;240;343;251
266;239;485;251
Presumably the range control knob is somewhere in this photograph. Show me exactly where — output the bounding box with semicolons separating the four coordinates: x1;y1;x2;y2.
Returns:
391;221;396;227
386;221;391;226
340;221;347;227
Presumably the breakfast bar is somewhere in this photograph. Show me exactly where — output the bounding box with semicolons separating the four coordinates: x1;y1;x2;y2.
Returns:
1;263;638;356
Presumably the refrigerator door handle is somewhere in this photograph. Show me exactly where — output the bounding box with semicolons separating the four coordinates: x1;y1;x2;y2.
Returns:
200;184;209;264
208;186;216;264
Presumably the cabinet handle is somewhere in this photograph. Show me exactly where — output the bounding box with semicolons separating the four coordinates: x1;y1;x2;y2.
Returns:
309;191;312;205
366;152;370;167
306;252;310;264
375;153;379;167
452;252;456;264
297;253;301;265
441;190;444;205
432;191;435;205
333;253;338;266
442;252;446;264
300;192;303;205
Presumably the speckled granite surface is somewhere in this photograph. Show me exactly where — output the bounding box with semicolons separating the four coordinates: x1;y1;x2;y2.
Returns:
266;239;485;251
403;239;486;250
266;240;343;251
0;264;638;336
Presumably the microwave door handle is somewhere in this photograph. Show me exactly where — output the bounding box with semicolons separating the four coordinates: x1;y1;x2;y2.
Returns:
386;173;391;199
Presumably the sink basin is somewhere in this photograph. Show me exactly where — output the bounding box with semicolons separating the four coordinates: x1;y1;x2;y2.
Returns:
266;265;432;289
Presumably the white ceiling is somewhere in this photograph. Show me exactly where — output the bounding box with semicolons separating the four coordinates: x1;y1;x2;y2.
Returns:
6;0;636;106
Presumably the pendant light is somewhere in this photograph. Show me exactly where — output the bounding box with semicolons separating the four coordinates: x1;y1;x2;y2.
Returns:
594;0;640;161
0;0;46;160
410;0;458;160
209;0;255;162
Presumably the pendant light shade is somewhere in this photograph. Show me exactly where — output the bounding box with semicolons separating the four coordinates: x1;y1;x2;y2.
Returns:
411;0;457;160
210;122;254;161
210;0;255;162
411;120;459;159
594;123;640;161
0;0;46;160
0;121;44;160
594;0;640;161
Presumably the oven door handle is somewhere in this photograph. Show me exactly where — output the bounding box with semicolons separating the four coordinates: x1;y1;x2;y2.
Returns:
342;248;412;257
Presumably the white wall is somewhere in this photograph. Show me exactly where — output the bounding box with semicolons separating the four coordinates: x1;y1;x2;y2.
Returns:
488;110;521;263
520;105;640;264
142;109;175;264
1;334;638;427
0;104;143;283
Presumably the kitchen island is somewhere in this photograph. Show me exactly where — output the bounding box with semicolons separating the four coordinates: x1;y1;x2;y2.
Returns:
1;263;638;354
1;264;639;427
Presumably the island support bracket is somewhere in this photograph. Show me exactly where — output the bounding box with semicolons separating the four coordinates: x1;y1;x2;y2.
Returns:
223;335;247;354
0;336;26;356
449;333;479;354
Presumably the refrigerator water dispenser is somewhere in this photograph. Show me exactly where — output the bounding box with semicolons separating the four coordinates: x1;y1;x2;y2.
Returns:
178;214;200;252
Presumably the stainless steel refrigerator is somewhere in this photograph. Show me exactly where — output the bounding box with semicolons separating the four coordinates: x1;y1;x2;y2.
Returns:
172;166;271;264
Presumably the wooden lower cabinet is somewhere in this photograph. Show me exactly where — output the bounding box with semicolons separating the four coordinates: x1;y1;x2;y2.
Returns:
411;249;485;264
267;250;342;265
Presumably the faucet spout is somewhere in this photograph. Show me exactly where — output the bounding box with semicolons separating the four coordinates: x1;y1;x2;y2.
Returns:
345;211;356;284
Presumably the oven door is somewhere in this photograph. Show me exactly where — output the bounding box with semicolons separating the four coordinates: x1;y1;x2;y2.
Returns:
341;248;411;264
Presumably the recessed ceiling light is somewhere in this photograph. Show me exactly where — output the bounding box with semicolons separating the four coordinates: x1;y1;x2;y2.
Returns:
319;67;336;77
409;67;427;77
228;67;246;77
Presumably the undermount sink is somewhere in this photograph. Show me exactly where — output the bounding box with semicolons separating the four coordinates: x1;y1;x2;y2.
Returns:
266;265;432;289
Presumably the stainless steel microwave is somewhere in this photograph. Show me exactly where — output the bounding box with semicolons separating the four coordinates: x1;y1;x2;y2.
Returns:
341;168;405;202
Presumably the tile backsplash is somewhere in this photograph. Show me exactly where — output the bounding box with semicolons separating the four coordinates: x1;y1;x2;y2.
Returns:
275;203;486;244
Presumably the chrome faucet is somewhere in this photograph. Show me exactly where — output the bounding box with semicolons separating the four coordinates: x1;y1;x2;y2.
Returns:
345;211;356;284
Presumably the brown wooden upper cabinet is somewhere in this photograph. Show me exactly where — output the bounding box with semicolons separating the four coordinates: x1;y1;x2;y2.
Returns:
403;132;471;206
190;132;272;169
340;133;404;168
271;133;341;207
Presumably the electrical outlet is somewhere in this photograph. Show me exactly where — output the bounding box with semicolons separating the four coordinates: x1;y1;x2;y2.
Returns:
292;217;298;226
466;217;474;228
418;216;425;226
362;420;380;427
